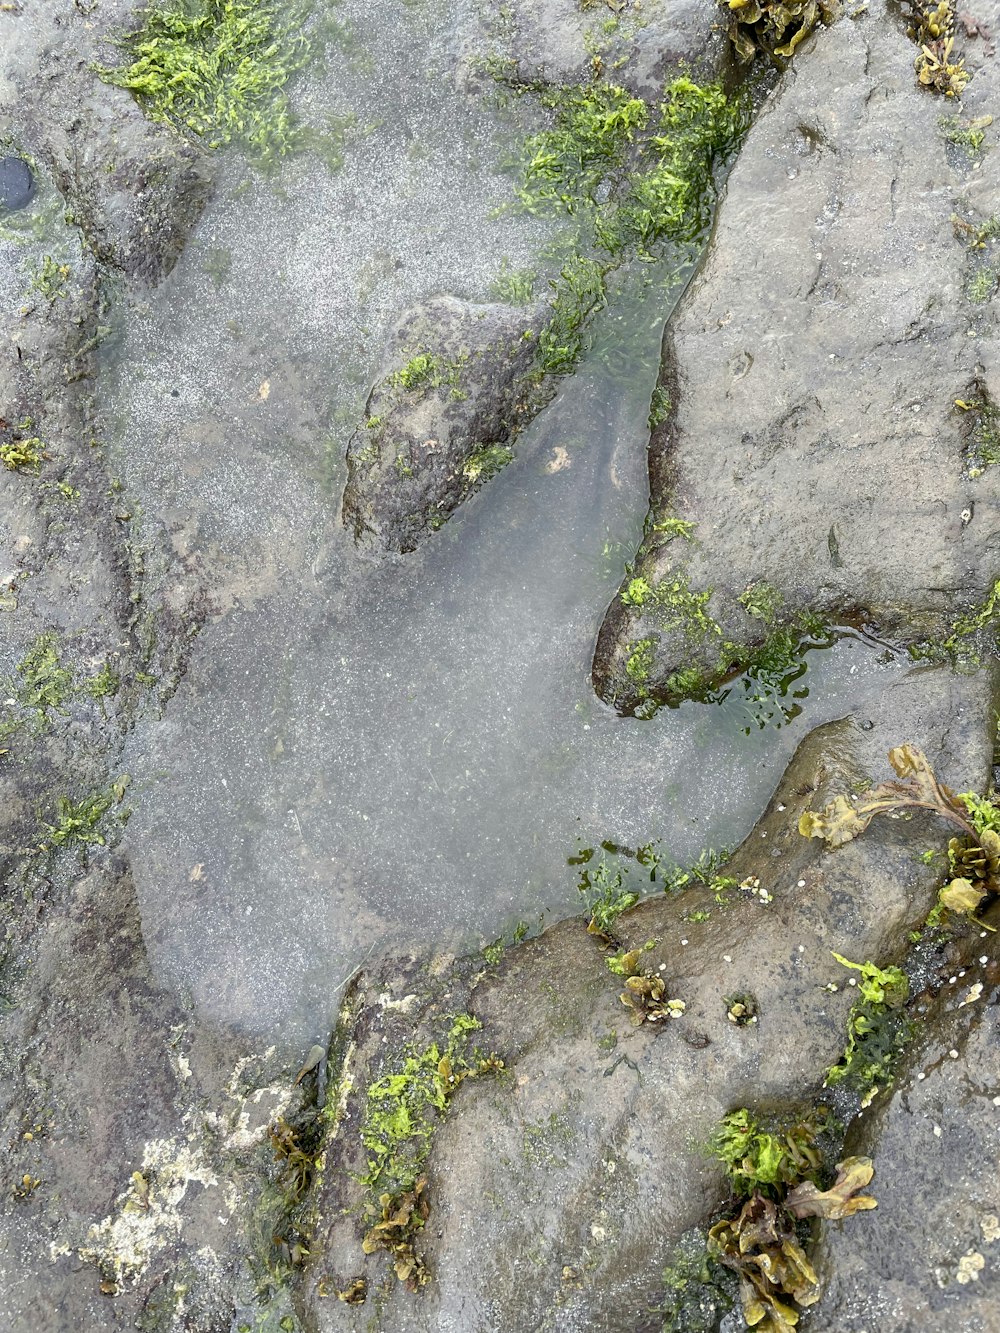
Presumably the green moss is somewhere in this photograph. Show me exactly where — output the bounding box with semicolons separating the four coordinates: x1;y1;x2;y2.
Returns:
648;386;671;429
501;71;748;378
738;581;782;625
94;0;313;163
9;634;74;727
481;938;505;966
916;577;1000;666
489;259;536;305
389;351;467;396
651;515;695;541
39;782;130;851
608;78;748;253
625;636;655;683
360;1014;502;1199
634;570;720;645
85;663;121;699
0;436;44;472
939;113;990;156
28;255;70;301
962;397;1000;474
536;253;608;376
662;1230;736;1333
393;353;441;391
576;857;640;939
824;954;911;1100
621;577;653;607
968;265;999;304
663;666;707;698
707;1107;829;1198
462;444;513;484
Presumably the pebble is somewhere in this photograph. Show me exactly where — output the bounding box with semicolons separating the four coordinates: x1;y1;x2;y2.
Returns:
0;156;35;212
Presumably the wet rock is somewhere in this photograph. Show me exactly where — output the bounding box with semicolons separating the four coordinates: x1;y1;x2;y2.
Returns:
465;0;727;98
0;857;308;1333
592;1;1000;713
31;81;214;286
809;937;1000;1331
1;5;213;285
301;664;996;1329
343;295;549;553
0;155;34;211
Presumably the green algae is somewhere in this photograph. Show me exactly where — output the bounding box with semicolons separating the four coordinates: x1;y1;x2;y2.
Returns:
708;1106;829;1198
501;72;748;378
6;633;74;729
360;1014;502;1199
94;0;315;164
39;779;130;851
0;633;128;745
824;954;912;1101
462;444;513;483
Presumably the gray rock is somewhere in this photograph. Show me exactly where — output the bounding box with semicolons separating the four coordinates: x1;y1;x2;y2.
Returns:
464;0;728;98
302;663;996;1330
0;155;34;211
809;938;1000;1331
592;1;1000;713
1;4;213;285
343;295;549;553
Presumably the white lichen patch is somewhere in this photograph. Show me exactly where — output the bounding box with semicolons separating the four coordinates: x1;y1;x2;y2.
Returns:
377;991;419;1013
982;1214;1000;1243
956;1250;986;1284
78;1137;219;1285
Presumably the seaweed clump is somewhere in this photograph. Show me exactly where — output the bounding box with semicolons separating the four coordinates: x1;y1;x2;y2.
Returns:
701;1109;877;1332
358;1014;503;1286
95;0;314;163
902;0;970;96
800;743;1000;932
718;0;839;65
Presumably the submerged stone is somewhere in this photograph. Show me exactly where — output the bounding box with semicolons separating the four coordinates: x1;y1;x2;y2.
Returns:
0;155;35;211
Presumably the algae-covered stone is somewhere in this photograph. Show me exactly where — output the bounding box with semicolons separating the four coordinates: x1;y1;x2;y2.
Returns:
593;0;1000;713
809;939;1000;1331
1;4;213;285
343;295;549;553
301;664;996;1329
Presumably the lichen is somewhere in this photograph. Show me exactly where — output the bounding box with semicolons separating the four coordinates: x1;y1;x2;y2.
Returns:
79;1138;220;1289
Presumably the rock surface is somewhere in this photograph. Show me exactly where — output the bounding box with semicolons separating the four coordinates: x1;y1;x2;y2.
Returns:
465;0;727;98
593;0;1000;713
343;296;549;553
811;959;1000;1332
302;663;998;1330
1;1;213;283
1;0;1000;1330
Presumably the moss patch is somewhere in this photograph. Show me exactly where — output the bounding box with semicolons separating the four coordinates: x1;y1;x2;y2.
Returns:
358;1014;503;1287
95;0;315;163
500;72;748;378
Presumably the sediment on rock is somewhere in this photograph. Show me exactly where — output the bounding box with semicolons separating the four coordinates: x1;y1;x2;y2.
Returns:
342;295;550;553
